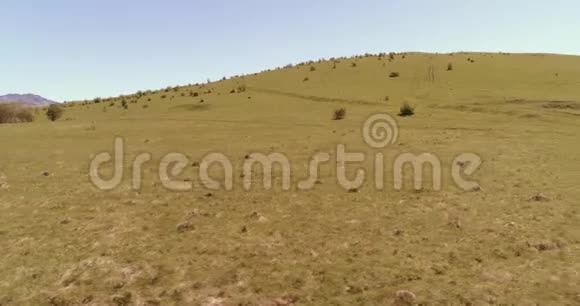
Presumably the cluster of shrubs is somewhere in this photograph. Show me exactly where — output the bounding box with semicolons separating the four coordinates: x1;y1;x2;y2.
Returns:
230;85;247;94
0;104;34;123
0;103;65;124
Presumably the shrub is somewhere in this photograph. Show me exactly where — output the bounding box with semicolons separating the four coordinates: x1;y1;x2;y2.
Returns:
389;72;400;78
332;108;346;120
0;104;35;124
310;66;316;72
46;104;64;121
447;63;453;71
17;109;34;122
303;77;310;82
93;97;102;104
351;62;357;67
398;103;415;117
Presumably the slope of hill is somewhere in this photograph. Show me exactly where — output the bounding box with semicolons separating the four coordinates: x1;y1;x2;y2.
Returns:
0;52;579;305
0;93;58;106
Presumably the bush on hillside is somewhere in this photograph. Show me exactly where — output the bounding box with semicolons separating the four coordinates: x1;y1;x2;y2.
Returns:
447;63;453;71
398;103;415;117
0;103;35;124
389;72;400;78
332;108;346;120
46;104;64;121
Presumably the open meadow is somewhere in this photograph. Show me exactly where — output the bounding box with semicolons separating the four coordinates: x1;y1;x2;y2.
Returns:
1;52;579;305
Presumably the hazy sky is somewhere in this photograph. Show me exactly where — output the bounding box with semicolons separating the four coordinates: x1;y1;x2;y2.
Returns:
1;0;579;101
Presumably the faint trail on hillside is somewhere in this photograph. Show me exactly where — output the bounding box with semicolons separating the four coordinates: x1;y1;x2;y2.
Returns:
427;64;435;83
247;87;383;106
119;117;327;128
407;57;436;101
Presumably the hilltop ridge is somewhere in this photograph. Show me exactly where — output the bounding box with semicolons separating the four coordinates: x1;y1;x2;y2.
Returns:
0;93;58;106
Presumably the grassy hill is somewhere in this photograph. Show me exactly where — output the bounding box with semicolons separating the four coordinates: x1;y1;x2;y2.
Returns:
0;52;579;305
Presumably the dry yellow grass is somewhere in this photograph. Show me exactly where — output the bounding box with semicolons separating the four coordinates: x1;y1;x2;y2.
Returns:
0;52;579;305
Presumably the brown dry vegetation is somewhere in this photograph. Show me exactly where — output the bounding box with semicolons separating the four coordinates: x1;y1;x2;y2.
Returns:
0;103;34;124
0;52;579;305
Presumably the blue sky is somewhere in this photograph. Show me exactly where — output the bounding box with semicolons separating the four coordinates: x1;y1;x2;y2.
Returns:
1;0;579;101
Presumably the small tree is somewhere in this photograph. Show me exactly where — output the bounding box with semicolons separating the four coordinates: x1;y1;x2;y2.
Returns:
447;63;453;71
46;104;64;121
121;100;128;109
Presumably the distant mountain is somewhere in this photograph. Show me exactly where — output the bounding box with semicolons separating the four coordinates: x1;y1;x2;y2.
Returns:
0;94;58;106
